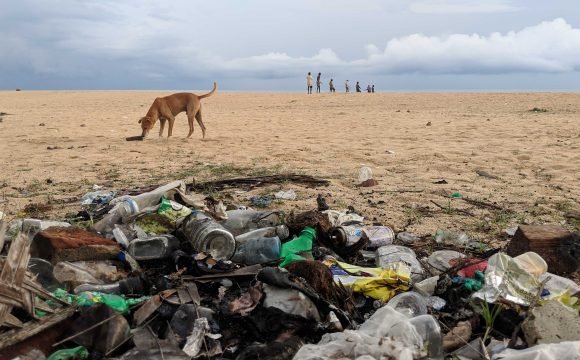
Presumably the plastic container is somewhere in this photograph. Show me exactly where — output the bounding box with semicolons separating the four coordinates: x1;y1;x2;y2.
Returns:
231;235;281;265
376;245;424;281
386;292;428;318
220;210;285;236
127;235;180;260
389;314;443;359
179;212;236;260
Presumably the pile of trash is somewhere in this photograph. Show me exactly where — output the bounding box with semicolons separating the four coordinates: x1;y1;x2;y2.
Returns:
0;179;579;360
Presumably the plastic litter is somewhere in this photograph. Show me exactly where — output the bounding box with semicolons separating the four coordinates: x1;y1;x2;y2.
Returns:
46;346;89;360
376;245;425;282
279;227;316;267
274;190;297;200
386;292;428;318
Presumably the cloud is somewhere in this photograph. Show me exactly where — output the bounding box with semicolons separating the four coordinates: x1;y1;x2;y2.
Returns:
205;18;580;77
410;0;519;14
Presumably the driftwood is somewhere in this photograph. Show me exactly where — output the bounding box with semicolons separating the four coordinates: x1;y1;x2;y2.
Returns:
188;174;330;192
0;229;71;350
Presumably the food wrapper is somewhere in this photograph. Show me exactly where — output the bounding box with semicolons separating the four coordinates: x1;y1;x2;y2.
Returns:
472;252;541;306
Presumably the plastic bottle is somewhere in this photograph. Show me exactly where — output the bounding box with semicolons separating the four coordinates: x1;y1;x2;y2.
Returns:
178;212;236;260
127;235;180;260
53;261;102;288
74;276;145;295
231;228;284;265
219;210;285;236
386;292;428;318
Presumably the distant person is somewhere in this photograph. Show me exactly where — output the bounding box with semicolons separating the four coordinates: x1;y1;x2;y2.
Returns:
372;85;375;93
306;72;313;94
366;85;371;93
345;80;350;93
329;78;336;92
316;72;322;93
356;81;362;93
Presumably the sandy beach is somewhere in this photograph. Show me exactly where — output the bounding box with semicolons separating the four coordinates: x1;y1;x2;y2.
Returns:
1;90;579;242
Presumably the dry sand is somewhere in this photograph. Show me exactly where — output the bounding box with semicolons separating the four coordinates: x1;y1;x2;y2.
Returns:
1;90;579;245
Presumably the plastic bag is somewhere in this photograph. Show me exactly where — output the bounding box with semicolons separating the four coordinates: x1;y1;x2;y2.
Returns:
279;227;316;267
47;346;89;360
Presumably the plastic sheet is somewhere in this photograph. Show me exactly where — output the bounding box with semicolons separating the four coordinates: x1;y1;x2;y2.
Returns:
294;306;441;360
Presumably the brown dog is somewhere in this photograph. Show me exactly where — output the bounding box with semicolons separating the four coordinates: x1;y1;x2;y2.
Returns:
139;83;217;139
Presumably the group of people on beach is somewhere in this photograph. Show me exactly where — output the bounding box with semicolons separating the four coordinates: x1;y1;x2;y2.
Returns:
306;72;374;94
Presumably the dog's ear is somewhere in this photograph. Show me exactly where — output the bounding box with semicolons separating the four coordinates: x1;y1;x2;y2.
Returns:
138;118;143;124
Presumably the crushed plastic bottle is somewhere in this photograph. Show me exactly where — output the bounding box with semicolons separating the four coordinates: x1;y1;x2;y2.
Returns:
73;276;145;295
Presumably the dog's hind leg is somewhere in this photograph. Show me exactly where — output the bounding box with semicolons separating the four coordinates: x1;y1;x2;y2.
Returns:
195;107;207;139
158;118;167;137
186;103;201;138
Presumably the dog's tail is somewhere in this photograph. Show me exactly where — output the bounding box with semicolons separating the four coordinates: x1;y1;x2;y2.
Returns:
198;82;218;99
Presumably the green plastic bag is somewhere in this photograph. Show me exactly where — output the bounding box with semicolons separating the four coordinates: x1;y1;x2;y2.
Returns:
47;346;89;360
51;289;149;314
279;227;316;267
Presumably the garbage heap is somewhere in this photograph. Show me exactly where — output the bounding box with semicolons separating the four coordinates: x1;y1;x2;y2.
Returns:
0;180;579;360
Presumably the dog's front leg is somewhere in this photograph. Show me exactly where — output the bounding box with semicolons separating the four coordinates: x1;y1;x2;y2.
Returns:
159;118;167;137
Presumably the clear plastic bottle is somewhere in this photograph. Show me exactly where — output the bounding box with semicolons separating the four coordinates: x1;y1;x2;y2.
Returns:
74;276;144;295
127;235;180;260
178;212;236;260
219;210;284;236
231;227;285;265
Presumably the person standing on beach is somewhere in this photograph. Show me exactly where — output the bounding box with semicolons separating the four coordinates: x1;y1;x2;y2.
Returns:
306;72;313;94
356;81;362;92
345;80;350;93
372;85;375;93
316;72;322;93
366;84;372;93
329;78;336;93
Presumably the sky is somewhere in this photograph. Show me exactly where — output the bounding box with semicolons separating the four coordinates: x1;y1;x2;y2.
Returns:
1;0;580;91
